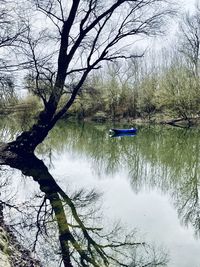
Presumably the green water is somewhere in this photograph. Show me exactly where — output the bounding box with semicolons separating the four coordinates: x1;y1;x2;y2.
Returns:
1;119;200;266
44;122;200;266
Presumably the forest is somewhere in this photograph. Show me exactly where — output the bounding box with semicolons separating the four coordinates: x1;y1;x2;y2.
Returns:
1;2;200;126
0;0;199;267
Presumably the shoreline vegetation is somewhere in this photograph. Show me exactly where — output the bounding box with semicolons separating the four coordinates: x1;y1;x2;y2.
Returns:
3;37;200;130
0;204;42;267
0;1;199;266
1;94;200;129
1;100;200;129
2;3;200;130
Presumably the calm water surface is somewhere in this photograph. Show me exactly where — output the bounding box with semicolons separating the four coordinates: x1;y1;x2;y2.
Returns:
39;121;200;267
1;120;200;266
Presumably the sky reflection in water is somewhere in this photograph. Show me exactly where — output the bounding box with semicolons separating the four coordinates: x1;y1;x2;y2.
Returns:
1;120;200;266
41;122;200;267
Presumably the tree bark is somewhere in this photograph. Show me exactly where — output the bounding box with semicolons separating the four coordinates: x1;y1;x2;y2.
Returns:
7;104;58;154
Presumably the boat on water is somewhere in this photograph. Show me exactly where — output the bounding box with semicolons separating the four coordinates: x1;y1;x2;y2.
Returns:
109;128;137;135
110;132;137;138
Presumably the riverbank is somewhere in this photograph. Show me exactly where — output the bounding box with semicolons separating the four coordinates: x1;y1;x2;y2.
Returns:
78;113;200;128
0;204;42;267
1;102;200;129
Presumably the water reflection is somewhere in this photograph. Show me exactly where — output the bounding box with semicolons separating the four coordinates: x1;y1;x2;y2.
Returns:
110;132;137;138
0;119;200;265
0;153;167;266
36;122;200;237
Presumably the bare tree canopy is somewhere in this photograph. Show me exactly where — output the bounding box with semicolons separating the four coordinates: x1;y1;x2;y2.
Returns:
0;152;168;267
179;6;200;77
0;0;174;154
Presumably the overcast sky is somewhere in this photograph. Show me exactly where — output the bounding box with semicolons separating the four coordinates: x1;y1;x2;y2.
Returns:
179;0;198;12
146;0;198;51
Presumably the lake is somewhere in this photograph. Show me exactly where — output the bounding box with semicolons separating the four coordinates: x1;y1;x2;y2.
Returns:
1;119;200;266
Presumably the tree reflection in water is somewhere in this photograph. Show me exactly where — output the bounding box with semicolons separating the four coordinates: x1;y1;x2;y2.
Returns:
36;122;200;238
2;119;200;265
0;153;168;267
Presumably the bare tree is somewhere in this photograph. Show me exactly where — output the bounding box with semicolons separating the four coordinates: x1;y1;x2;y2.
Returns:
0;0;26;105
179;7;200;77
1;0;175;154
0;75;17;106
0;3;174;264
0;0;26;69
2;153;168;267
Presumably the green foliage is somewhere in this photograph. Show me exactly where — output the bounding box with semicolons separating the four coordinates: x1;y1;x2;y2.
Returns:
69;74;107;119
70;67;139;121
92;111;107;122
158;64;200;119
137;74;158;119
13;96;42;130
69;52;200;122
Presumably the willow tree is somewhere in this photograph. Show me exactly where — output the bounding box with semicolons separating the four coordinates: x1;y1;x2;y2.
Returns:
0;0;174;155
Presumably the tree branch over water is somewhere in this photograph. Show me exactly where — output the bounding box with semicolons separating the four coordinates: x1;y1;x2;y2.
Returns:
0;1;175;265
0;0;175;154
0;152;168;267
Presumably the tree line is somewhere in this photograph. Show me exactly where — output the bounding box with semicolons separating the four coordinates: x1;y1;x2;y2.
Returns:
68;5;200;123
1;3;200;125
0;1;195;266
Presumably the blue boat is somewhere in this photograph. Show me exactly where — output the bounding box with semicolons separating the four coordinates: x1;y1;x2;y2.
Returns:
109;128;137;135
110;132;137;138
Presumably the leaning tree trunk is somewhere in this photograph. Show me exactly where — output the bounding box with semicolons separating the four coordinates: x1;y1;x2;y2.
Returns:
7;68;68;154
7;106;58;154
